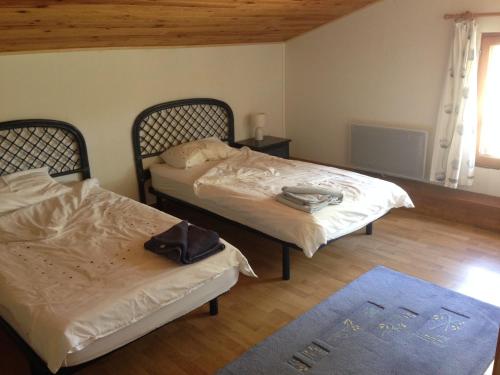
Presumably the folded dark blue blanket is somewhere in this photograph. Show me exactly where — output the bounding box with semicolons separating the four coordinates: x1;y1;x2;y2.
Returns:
144;221;225;264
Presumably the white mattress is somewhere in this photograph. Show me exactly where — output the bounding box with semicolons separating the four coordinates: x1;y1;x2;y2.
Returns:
0;178;255;373
0;267;238;367
151;159;224;207
150;148;414;257
66;267;238;366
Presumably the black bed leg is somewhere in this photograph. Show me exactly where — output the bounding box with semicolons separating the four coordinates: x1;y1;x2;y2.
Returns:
209;298;218;316
282;245;290;281
366;223;373;235
29;360;52;375
157;196;165;211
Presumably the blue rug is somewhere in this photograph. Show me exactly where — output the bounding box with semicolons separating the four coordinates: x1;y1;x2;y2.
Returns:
218;266;500;375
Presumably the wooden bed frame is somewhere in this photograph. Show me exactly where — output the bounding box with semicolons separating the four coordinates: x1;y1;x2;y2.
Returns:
0;119;219;375
132;98;375;281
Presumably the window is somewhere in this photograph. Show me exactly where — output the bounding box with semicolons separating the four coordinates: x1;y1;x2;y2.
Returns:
477;33;500;169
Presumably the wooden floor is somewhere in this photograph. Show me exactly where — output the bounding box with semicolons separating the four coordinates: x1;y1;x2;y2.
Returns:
1;207;500;375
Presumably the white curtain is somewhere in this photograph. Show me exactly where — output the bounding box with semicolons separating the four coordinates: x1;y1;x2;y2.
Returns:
430;20;478;188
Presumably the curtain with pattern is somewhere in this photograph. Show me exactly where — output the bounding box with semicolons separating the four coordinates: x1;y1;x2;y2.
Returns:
430;20;478;188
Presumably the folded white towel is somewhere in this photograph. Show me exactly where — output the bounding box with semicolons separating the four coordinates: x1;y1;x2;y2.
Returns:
281;185;343;206
276;193;332;213
276;185;344;213
282;186;341;196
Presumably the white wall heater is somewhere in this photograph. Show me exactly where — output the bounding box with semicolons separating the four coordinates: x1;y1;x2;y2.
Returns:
350;124;428;181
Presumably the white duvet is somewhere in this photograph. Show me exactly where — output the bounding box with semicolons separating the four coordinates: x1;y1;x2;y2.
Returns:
193;148;414;256
0;179;254;373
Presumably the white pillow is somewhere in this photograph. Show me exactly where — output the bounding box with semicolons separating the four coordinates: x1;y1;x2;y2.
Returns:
160;137;238;168
0;167;72;215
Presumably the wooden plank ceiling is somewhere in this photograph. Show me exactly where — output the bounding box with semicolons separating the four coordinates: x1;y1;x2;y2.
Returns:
0;0;378;53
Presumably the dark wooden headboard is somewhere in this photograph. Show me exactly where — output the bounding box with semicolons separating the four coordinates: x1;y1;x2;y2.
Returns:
0;119;91;179
132;98;234;202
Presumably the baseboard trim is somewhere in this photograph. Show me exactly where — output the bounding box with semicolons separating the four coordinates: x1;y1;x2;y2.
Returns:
294;158;500;233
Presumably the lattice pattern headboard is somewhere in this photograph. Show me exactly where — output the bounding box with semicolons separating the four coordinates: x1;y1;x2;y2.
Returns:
0;119;91;179
132;98;234;202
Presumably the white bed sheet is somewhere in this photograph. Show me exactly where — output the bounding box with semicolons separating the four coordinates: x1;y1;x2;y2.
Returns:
65;267;238;366
0;267;238;367
0;178;254;373
150;148;414;257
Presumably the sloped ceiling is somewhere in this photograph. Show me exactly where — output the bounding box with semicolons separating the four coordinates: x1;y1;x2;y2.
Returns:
0;0;379;53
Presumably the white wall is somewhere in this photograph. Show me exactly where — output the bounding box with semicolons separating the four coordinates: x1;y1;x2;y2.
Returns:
285;0;500;197
0;44;285;198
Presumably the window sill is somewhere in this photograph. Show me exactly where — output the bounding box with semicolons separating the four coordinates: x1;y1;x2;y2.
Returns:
476;155;500;170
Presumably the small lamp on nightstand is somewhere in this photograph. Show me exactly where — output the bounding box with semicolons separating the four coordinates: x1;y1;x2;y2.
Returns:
252;113;266;141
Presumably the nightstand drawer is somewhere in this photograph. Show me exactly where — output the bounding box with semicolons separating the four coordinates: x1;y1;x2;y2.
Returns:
265;143;289;159
232;136;291;159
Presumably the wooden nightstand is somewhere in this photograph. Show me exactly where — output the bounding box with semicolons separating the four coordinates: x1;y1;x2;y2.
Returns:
232;136;291;159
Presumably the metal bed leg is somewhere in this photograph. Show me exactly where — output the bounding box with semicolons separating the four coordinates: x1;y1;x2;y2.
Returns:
209;298;218;316
366;223;373;235
157;196;165;211
29;361;52;375
282;245;290;281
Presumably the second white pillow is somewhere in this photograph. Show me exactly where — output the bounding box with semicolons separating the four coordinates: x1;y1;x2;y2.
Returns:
160;137;238;169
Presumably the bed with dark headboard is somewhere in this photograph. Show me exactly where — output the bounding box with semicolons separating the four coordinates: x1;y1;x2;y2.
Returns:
131;98;385;281
0;119;93;374
0;117;245;375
